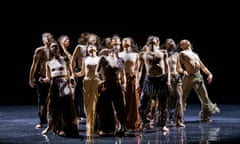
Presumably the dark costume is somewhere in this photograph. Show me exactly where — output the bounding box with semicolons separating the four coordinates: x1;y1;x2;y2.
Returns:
35;73;49;126
168;73;184;124
73;68;86;119
95;56;126;135
45;57;79;138
139;74;169;127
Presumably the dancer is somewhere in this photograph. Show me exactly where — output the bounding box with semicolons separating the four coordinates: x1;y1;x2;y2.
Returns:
178;39;220;122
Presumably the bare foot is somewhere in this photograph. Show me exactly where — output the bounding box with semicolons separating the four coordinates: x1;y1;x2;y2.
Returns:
41;127;49;135
161;126;169;132
35;124;43;129
58;130;66;137
176;122;186;128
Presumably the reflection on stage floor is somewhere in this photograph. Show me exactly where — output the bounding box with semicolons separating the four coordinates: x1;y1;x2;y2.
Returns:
0;104;240;143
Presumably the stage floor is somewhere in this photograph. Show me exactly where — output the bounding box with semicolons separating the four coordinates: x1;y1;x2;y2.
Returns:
0;104;240;143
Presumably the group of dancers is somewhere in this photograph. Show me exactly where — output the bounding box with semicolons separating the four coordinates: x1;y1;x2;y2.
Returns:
29;32;220;137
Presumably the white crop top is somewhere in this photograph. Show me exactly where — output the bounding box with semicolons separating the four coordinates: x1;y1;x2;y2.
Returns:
48;58;68;77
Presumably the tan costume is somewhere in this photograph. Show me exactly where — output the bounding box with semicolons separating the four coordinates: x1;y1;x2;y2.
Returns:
182;71;220;120
125;73;141;129
83;77;99;135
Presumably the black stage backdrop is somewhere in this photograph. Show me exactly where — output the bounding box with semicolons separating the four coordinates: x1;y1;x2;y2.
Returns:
2;2;238;105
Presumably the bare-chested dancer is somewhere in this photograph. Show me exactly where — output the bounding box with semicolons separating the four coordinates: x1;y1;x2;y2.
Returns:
137;36;171;132
179;39;220;122
111;34;122;52
58;34;72;60
163;38;185;127
29;32;54;129
99;37;112;56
